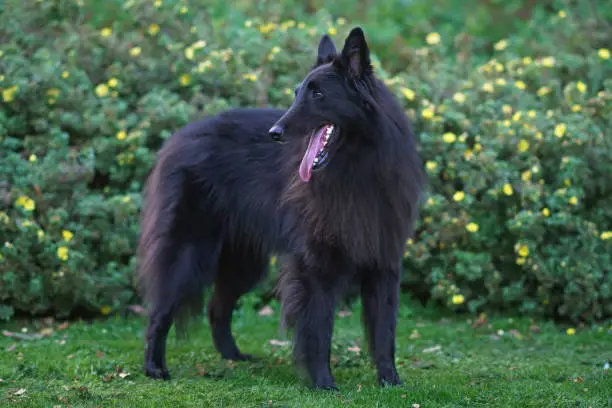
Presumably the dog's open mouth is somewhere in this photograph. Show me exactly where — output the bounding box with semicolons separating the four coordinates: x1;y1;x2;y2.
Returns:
299;124;338;182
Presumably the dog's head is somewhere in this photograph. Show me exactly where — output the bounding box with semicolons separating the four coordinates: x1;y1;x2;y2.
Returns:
269;27;378;183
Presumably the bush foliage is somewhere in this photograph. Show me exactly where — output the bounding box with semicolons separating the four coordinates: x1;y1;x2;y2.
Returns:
1;0;611;323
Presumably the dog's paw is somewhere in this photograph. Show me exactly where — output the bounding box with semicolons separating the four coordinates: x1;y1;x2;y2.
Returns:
145;362;171;380
378;370;402;387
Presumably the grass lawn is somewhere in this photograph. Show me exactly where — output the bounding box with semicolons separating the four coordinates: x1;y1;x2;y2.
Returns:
1;296;610;407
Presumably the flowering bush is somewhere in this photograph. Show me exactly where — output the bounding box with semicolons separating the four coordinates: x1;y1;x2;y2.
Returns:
1;0;611;323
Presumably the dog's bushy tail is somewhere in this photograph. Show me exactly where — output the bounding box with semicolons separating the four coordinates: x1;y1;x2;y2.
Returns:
137;138;215;335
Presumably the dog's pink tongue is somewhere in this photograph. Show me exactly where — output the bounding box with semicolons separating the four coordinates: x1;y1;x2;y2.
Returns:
299;126;327;182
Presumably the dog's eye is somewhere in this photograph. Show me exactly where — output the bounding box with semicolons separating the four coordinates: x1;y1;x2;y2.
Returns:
312;90;323;99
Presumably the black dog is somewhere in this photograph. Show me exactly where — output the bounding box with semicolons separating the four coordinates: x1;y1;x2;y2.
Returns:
138;27;425;390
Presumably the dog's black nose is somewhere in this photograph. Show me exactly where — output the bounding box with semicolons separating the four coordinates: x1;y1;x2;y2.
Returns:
269;125;284;142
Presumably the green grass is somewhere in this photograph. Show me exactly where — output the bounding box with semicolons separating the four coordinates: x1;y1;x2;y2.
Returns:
1;297;611;407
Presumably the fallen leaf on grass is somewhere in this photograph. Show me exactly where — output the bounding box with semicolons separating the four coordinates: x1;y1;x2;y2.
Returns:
508;329;523;340
409;330;420;339
14;388;26;396
268;339;290;347
422;345;441;353
128;304;147;315
96;350;105;359
357;384;362;392
412;404;420;408
258;306;274;316
337;309;352;318
40;327;54;337
2;330;44;341
118;372;130;379
57;322;70;331
411;359;435;369
66;354;73;359
472;313;488;329
348;346;361;355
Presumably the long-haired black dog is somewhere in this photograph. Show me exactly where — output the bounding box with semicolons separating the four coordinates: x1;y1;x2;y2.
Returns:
138;27;425;390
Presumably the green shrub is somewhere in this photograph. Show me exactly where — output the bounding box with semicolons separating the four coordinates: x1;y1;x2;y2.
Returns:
1;0;611;323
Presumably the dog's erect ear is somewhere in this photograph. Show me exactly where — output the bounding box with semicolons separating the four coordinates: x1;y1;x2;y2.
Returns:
339;27;371;79
315;34;337;66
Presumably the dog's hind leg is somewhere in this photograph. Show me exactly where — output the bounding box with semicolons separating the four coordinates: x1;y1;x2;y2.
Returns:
207;245;268;361
144;236;223;380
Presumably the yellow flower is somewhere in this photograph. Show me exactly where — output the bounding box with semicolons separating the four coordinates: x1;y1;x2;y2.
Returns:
100;27;112;37
495;78;506;86
503;183;513;196
502;105;512;115
270;255;278;265
522;56;532;65
482;82;494;93
100;305;112;315
62;71;70;79
566;328;576;335
193;40;207;49
107;78;119;88
180;6;188;14
15;195;35;211
154;0;162;6
95;84;109;97
569;196;578;205
515;80;526;90
442;132;456;143
517;244;529;257
598;48;610;60
57;246;69;261
184;47;194;60
558;10;567;18
521;170;531;181
116;130;127;140
576;81;587;93
527;110;536;118
453;92;466;104
516;257;526;265
451;294;465;305
536;132;543;140
425;161;437;171
259;23;276;34
197;60;212;72
466;222;479;233
571;104;582;112
37;230;45;240
554;123;566;138
328;27;337;36
421;107;434;119
512;111;522;121
62;230;74;242
541;56;555;67
179;73;191;86
0;211;8;224
453;191;465;202
2;85;18;102
494;39;508;51
148;23;160;35
29;154;37;162
542;208;550;217
242;73;258;82
600;231;612;240
518;139;530;153
129;47;142;57
426;32;441;45
400;87;415;101
537;86;551;96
